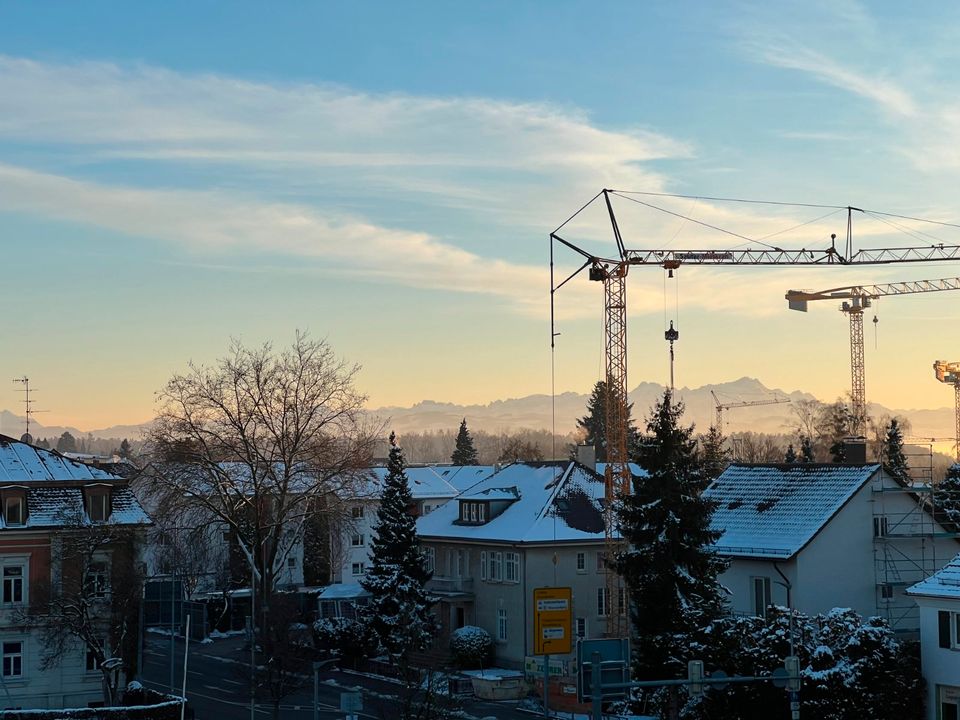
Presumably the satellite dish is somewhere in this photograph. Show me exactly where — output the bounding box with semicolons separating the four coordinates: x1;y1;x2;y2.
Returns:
19;433;33;445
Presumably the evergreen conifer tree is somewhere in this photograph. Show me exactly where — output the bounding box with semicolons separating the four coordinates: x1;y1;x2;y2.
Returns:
614;391;728;682
800;435;815;463
884;418;910;482
700;425;729;481
934;464;960;532
784;443;797;463
450;418;479;465
577;380;639;462
361;433;435;662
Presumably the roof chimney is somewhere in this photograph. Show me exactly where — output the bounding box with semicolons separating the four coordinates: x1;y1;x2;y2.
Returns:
575;444;597;471
842;436;867;465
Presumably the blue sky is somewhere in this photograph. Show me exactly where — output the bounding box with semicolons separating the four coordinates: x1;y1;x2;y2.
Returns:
3;1;960;429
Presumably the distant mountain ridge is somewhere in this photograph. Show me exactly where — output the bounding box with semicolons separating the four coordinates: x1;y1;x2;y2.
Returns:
1;376;955;441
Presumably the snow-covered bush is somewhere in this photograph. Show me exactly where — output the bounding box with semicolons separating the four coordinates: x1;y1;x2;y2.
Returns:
449;625;493;668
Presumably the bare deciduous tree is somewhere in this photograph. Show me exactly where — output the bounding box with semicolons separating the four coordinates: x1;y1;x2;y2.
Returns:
143;332;378;623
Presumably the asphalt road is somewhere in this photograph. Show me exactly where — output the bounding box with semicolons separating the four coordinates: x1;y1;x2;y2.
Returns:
140;634;536;720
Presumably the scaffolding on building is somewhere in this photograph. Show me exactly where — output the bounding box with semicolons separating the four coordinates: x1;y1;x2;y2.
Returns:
870;460;960;633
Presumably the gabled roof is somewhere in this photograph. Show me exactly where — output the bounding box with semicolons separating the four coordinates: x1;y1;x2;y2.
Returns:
706;463;882;559
417;461;608;544
0;435;118;482
907;554;960;599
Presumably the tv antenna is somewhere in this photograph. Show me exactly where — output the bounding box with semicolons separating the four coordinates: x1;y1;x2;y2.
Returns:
12;377;47;444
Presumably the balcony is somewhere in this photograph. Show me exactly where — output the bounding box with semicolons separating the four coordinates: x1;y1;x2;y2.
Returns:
427;576;474;594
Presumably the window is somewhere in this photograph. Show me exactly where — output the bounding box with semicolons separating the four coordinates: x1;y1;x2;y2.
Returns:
487;552;502;582
85;563;109;599
576;617;587;638
287;557;296;568
351;562;365;576
596;552;606;573
873;516;889;538
504;552;519;583
470;504;477;522
351;506;364;519
423;504;433;515
351;533;365;547
459;501;488;524
752;577;772;618
576;552;586;573
460;503;469;521
86;639;105;672
221;530;231;544
597;587;610;617
2;641;22;678
455;550;464;578
4;496;24;527
480;551;487;580
424;547;436;574
618;586;626;616
87;492;109;522
880;583;893;600
2;566;23;605
497;608;507;642
478;504;486;522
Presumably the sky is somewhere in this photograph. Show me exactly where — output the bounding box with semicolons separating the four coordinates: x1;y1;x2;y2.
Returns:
4;1;960;430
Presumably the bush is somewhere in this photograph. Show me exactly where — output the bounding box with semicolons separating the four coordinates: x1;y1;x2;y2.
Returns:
449;625;493;669
313;617;376;668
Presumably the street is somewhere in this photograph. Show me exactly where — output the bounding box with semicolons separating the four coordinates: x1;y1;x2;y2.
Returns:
140;634;536;720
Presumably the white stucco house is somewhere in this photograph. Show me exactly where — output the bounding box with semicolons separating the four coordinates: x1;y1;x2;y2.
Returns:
907;555;960;720
416;461;632;677
706;462;959;633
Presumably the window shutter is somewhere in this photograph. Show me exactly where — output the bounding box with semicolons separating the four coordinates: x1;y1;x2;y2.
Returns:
940;611;951;648
481;551;487;580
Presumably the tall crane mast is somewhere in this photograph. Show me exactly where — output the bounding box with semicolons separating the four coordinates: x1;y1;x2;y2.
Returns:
551;189;960;638
710;390;791;431
786;278;960;435
933;361;960;462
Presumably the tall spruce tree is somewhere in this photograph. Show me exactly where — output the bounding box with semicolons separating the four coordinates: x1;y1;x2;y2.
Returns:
614;391;728;682
450;418;479;465
884;418;910;482
700;424;729;481
361;433;435;662
577;380;639;462
800;435;815;463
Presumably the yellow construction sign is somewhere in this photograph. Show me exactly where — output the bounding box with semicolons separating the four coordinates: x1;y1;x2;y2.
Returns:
533;586;572;655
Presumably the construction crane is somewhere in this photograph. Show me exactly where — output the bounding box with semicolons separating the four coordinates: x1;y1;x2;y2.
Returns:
785;278;960;435
933;361;960;462
551;189;960;638
710;390;791;431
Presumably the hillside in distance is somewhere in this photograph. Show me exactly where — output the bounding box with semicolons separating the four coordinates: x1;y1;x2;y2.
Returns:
1;376;955;443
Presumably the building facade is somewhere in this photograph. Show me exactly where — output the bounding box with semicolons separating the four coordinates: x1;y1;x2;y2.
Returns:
0;435;150;710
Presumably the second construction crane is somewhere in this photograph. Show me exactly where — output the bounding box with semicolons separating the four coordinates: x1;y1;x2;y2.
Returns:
933;361;960;462
786;277;960;435
710;390;791;431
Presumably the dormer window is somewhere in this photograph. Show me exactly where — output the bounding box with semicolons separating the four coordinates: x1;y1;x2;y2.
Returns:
3;495;25;527
458;501;487;525
86;490;110;523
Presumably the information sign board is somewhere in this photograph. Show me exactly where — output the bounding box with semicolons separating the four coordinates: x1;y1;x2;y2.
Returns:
533;587;572;655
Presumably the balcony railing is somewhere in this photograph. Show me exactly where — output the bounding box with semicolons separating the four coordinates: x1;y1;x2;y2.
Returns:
427;576;474;593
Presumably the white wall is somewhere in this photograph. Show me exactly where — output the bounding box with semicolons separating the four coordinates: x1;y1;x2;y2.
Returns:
0;627;102;709
914;597;960;720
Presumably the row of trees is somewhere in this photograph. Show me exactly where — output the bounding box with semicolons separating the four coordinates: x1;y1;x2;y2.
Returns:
32;432;137;458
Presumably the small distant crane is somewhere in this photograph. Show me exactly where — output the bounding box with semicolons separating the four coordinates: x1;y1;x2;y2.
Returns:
710;390;791;431
933;361;960;462
786;277;960;435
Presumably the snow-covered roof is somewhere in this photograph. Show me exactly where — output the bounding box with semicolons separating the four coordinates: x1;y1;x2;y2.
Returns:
417;461;608;544
595;462;648;479
706;463;881;559
19;486;150;528
461;486;520;501
427;465;497;492
317;583;370;600
353;466;460;501
0;435;118;482
907;554;960;599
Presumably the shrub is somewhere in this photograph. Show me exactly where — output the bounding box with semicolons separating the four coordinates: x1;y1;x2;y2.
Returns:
449;625;493;669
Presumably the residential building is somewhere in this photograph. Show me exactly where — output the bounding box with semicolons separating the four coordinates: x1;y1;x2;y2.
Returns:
906;554;960;720
0;435;150;709
416;461;616;676
706;462;958;633
333;466;464;584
